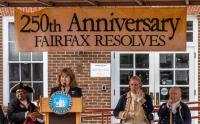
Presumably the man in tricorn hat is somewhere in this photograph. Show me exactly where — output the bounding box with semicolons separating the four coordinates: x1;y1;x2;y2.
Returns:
7;82;43;124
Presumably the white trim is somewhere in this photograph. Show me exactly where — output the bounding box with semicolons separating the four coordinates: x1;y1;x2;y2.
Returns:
111;51;120;123
114;52;120;106
43;52;48;97
111;51;115;109
187;15;198;101
187;15;198;124
2;16;48;106
187;15;198;47
2;16;12;106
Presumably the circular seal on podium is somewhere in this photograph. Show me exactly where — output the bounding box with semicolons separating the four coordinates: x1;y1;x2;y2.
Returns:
49;91;72;115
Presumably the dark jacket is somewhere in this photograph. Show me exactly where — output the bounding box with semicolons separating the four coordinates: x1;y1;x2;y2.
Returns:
50;86;82;97
7;98;42;124
158;101;191;124
113;91;154;123
0;105;4;124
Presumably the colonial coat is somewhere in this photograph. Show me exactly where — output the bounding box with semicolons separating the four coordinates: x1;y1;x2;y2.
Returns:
113;91;154;123
7;98;42;124
158;101;191;124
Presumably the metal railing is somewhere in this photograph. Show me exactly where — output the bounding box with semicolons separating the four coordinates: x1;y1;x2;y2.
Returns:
81;101;200;124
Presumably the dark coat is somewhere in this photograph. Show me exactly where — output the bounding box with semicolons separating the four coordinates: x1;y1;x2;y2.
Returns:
158;101;191;124
113;91;154;123
0;105;4;124
7;98;42;124
50;86;82;97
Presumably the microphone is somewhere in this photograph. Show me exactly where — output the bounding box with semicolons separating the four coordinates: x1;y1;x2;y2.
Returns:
61;83;66;92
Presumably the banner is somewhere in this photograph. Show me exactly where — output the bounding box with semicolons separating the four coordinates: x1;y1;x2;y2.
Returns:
14;7;186;51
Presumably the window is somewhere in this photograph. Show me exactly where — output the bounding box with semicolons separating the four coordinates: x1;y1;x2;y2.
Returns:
3;17;48;105
187;21;193;42
159;53;190;101
119;53;149;95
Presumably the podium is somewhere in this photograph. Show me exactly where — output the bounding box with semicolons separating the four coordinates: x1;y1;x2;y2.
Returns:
39;97;83;124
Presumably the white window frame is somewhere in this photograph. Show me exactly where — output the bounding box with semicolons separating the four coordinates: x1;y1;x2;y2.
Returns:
187;15;198;101
2;16;48;106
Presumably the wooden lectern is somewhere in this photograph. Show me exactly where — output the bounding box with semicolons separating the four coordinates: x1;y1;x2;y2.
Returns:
39;97;83;124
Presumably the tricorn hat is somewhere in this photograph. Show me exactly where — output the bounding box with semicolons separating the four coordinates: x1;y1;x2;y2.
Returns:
10;82;35;93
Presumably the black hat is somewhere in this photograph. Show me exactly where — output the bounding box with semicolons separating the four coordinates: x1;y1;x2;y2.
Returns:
10;82;35;93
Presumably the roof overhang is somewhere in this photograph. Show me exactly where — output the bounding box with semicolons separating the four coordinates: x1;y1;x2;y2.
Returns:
0;0;200;7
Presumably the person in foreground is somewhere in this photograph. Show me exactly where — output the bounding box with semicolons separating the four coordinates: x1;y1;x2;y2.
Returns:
0;105;5;124
158;87;191;124
7;82;43;124
113;76;154;124
50;67;82;97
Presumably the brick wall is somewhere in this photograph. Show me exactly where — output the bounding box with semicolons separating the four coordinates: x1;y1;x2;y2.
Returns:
48;51;111;124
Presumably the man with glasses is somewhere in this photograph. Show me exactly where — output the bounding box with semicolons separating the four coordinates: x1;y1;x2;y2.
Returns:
7;82;43;124
158;87;191;124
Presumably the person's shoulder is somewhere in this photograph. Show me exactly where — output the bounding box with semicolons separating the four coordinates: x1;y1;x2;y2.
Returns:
72;87;82;91
161;102;167;106
10;98;18;103
144;93;151;97
144;93;152;100
50;86;61;95
159;102;168;109
180;101;189;108
51;86;60;91
9;98;19;106
70;87;82;97
119;92;128;99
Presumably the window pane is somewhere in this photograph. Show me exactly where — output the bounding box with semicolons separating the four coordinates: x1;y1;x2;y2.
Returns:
21;63;31;81
120;87;129;96
160;87;170;101
175;70;189;85
20;52;31;61
33;83;43;101
10;83;17;101
9;42;19;61
141;87;149;94
120;70;133;85
9;63;19;81
8;22;14;41
32;52;43;61
187;32;193;42
187;21;193;30
160;54;173;68
120;54;133;68
33;64;43;81
136;70;149;85
180;87;189;101
160;71;173;85
135;54;149;68
175;54;189;68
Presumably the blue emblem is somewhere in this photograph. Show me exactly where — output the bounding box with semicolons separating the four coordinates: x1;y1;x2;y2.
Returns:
49;91;72;115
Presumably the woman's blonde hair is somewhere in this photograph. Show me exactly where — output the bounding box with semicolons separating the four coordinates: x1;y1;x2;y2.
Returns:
57;67;77;88
129;75;142;86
